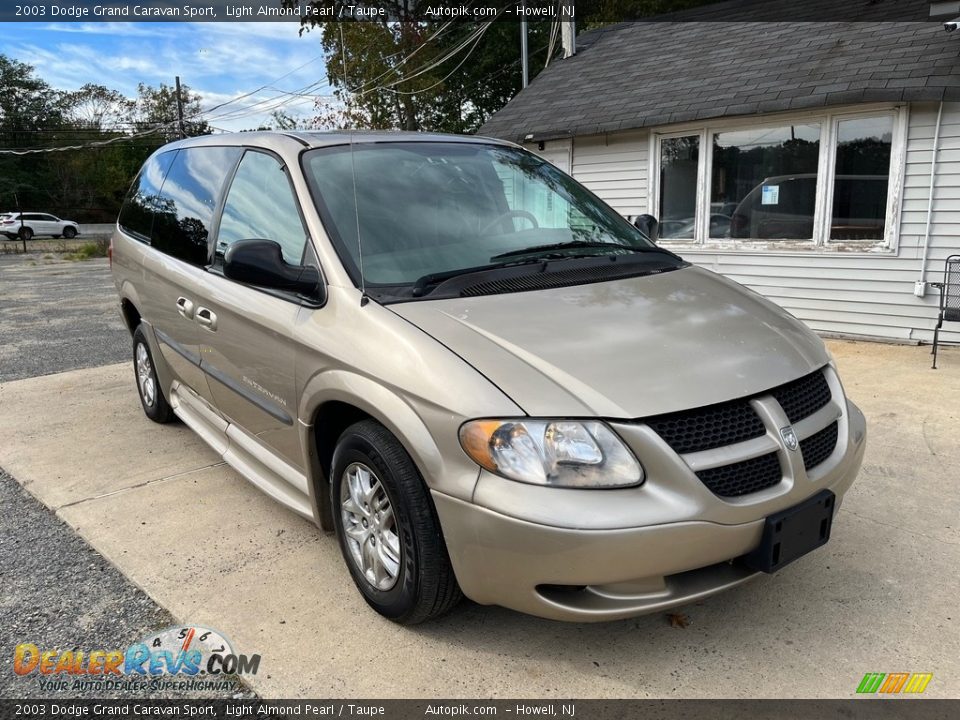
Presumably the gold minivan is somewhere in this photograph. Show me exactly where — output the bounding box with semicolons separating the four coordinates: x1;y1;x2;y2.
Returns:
112;132;866;624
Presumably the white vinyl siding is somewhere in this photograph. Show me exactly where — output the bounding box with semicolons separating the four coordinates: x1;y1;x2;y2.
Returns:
559;102;960;344
527;132;649;218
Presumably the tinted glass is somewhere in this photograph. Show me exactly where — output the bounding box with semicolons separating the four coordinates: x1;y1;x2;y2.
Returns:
152;146;241;266
217;151;307;265
712;123;820;239
831;116;893;241
303;143;662;287
659;136;699;240
118;151;177;241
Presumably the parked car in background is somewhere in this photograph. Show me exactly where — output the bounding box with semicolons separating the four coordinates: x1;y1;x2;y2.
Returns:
729;174;888;240
1;213;80;240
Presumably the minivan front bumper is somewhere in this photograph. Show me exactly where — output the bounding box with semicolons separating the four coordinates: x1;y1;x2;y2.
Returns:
433;399;866;622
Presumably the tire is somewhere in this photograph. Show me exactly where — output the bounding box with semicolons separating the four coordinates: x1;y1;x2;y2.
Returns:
18;227;33;241
331;420;462;624
132;325;174;423
63;226;77;239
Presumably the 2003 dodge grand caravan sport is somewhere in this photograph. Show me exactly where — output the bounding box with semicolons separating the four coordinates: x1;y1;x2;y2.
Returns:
112;132;866;624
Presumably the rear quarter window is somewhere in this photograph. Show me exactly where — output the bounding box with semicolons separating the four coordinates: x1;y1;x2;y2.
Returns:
118;150;177;241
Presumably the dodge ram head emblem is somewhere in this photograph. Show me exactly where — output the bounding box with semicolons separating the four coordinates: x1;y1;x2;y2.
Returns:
780;426;799;451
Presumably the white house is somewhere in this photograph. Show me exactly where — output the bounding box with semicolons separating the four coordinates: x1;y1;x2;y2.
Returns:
479;7;960;345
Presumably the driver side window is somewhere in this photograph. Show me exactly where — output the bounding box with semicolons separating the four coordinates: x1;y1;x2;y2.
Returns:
217;150;308;265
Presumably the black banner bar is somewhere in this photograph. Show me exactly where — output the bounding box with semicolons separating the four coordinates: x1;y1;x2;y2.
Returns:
1;700;958;720
0;0;947;23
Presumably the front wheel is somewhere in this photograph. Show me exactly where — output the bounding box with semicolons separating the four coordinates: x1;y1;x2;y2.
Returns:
63;226;77;239
331;420;461;624
133;325;174;423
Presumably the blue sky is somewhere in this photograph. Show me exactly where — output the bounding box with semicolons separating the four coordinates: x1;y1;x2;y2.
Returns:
0;22;330;131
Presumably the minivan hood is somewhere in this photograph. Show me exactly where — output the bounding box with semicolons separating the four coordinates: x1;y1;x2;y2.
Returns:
390;266;829;418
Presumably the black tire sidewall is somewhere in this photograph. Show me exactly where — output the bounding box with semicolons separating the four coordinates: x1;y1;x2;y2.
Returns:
18;227;32;241
63;227;77;239
132;326;172;423
331;428;422;621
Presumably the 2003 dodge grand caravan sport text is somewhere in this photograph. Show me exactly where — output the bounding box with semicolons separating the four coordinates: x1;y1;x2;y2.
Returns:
112;132;866;624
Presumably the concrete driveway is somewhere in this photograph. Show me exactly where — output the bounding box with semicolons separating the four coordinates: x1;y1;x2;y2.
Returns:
0;340;957;699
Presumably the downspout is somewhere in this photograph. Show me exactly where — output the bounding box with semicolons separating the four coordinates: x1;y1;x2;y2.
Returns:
918;99;944;293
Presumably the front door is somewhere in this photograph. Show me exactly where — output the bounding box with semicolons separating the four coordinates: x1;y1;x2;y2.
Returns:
195;149;314;468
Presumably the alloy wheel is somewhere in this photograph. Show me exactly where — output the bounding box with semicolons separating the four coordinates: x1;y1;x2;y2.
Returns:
135;342;156;408
339;462;402;591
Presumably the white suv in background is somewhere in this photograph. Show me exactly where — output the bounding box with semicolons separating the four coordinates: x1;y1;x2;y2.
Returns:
1;213;80;240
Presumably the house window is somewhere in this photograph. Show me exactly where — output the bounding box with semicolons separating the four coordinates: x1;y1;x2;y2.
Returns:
712;124;820;240
652;107;905;251
830;116;894;241
659;135;700;240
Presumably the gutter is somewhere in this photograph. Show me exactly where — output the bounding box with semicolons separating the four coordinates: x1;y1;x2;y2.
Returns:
917;99;944;296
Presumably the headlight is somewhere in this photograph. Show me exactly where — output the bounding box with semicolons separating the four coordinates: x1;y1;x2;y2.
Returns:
459;419;643;488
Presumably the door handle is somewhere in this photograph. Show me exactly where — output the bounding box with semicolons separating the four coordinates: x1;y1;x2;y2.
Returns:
195;306;217;331
176;296;194;319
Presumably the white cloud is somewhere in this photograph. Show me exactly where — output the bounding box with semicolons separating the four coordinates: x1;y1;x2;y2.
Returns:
3;21;330;131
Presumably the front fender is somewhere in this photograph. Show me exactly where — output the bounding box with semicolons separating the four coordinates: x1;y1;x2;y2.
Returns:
298;369;487;527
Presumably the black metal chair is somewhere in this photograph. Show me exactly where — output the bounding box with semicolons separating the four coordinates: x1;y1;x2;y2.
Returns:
931;254;960;369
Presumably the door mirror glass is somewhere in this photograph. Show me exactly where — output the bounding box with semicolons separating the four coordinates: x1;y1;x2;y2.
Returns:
223;239;323;300
632;214;660;243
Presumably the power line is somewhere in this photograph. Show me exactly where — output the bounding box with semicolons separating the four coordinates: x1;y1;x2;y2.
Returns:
0;126;170;155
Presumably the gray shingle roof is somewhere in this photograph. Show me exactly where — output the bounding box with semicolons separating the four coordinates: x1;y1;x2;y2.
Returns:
478;16;960;142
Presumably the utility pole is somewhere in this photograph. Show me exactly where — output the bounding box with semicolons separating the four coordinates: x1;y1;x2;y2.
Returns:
175;75;186;140
14;191;25;253
520;4;529;88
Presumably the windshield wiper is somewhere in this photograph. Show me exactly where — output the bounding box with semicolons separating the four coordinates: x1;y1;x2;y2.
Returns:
411;258;544;297
489;240;649;261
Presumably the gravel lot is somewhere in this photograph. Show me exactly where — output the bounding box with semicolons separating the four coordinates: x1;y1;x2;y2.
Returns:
0;470;250;699
0;252;251;700
0;255;129;382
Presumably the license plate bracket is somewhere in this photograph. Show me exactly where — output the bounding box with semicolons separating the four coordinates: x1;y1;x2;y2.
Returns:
743;490;835;573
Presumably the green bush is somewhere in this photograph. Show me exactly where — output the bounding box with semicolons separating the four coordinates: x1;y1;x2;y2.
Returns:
65;239;109;261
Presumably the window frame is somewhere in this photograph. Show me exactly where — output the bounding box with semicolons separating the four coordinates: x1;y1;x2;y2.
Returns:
211;147;312;268
647;103;909;253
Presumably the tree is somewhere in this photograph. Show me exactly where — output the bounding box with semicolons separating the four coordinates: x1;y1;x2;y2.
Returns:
132;82;209;141
0;54;66;134
63;83;134;131
284;2;556;133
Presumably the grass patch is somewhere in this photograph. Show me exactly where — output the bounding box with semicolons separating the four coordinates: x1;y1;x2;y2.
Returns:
65;240;109;261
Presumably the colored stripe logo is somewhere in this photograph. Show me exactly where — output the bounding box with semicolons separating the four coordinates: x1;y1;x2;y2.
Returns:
857;673;933;694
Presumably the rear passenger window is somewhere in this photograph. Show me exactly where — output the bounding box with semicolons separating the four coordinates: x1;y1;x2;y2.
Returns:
152;146;241;267
118;151;176;241
216;150;308;265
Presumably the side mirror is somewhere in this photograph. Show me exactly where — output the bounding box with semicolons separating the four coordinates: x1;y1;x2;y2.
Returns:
223;239;323;301
633;214;660;243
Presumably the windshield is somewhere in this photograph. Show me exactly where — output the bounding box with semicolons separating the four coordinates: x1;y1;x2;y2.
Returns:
302;142;669;290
